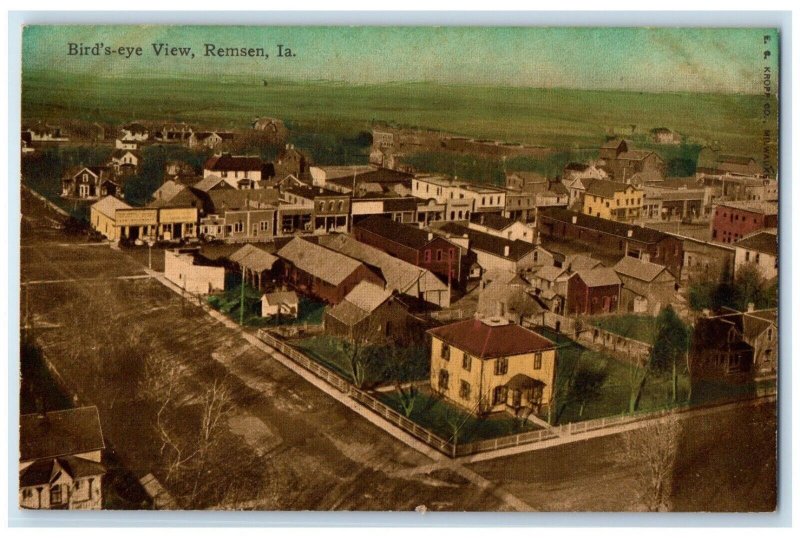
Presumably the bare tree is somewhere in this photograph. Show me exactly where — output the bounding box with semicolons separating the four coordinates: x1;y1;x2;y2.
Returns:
621;415;682;511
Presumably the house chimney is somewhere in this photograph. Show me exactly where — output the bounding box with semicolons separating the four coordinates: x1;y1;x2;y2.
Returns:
504;245;510;257
427;232;434;241
571;215;577;224
627;229;633;237
747;302;755;312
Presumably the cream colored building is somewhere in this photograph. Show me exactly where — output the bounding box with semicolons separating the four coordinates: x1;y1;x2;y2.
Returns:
89;195;133;241
427;317;557;416
164;249;225;295
581;180;643;221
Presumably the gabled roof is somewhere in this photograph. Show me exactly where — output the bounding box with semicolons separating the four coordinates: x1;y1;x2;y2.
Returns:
601;139;627;150
564;254;603;273
318;235;447;295
341;281;392;313
717;200;778;216
617;150;659;162
276;237;365;286
437;222;535;261
539;208;672;245
20;406;105;462
535;264;567;283
469;213;517;231
613;256;672;282
229;244;278;273
151;180;186;204
427;318;555;359
355;215;448;250
111;149;140;159
192;175;231;193
572;267;621;288
585;179;638;198
734;232;778;257
204;153;263;172
20;456;107;488
285;184;346;199
90;195;132;219
262;290;299;306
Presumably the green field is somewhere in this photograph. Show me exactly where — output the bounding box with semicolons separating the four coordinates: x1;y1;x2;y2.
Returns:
23;71;777;166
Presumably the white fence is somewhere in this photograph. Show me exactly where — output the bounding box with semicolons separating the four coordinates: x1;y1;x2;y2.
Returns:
257;328;776;459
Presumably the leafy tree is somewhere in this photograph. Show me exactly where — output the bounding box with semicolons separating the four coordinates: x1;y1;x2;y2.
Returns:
570;364;608;418
650;306;690;403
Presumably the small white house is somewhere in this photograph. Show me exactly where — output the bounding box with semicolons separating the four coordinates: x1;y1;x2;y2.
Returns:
261;290;300;319
164;250;225;295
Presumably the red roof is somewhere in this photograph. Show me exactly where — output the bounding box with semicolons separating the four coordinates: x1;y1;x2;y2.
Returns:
427;319;555;359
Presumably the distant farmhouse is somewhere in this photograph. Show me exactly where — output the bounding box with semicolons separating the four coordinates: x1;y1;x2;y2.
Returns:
62;166;122;200
598;139;664;183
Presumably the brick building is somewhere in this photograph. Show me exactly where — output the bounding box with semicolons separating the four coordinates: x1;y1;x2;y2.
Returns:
537;208;684;278
353;216;465;285
710;201;778;244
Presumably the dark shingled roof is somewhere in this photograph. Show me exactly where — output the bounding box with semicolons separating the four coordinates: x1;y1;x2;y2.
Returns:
285;184;346;199
437;222;536;261
469;213;516;231
428;319;555;359
734;232;778;257
355;215;447;250
20;456;106;488
20;407;105;462
539;207;672;244
585;179;638;198
204;153;263;172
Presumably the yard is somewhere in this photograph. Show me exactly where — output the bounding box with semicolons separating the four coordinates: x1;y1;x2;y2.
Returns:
207;273;325;328
534;328;691;425
377;386;541;444
588;313;658;345
290;335;429;388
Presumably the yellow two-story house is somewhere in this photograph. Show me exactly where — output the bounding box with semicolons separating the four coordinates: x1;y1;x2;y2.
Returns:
581;179;643;222
427;317;557;415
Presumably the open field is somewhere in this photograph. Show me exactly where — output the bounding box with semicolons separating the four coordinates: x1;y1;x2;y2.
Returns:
23;71;777;165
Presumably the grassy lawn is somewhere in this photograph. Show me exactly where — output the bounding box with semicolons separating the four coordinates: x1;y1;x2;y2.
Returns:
377;386;540;444
589;314;658;345
207;273;325;328
534;327;690;425
535;327;770;425
291;335;429;387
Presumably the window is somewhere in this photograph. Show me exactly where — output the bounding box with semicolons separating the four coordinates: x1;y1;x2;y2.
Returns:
449;248;455;260
494;357;508;375
459;380;471;400
318;202;325;212
493;386;507;405
50;485;62;505
534;352;542;370
462;353;472;372
437;249;443;261
22;488;32;500
440;344;450;360
233;222;244;233
260;221;270;231
438;369;449;390
424;249;432;263
755;253;760;263
745;251;750;262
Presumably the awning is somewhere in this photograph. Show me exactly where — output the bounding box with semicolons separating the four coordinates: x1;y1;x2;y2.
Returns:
505;374;545;391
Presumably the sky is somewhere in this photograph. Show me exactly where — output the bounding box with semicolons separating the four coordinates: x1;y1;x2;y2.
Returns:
23;26;779;94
